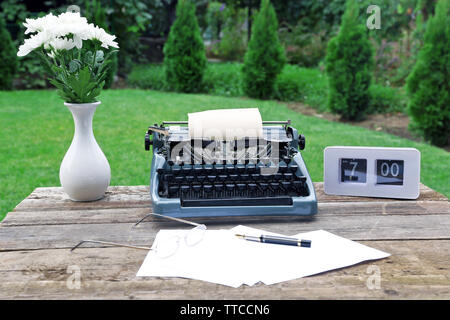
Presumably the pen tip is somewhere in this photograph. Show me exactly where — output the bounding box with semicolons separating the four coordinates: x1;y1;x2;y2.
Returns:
235;234;244;238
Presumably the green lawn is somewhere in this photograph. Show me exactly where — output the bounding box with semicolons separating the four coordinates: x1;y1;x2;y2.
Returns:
0;89;448;221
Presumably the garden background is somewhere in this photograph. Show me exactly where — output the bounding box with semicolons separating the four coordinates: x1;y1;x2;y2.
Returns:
0;0;448;221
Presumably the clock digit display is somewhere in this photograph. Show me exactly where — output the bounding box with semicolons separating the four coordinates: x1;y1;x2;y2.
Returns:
341;158;367;183
376;160;404;185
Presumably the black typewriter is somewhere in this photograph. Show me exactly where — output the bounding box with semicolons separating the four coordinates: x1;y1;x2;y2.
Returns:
145;120;317;217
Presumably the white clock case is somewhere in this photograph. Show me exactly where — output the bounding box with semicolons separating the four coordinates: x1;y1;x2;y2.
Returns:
324;146;420;199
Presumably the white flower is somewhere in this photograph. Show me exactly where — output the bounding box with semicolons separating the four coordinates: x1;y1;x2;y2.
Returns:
23;13;58;34
57;11;88;26
17;11;119;57
45;38;76;51
17;31;52;56
87;24;119;49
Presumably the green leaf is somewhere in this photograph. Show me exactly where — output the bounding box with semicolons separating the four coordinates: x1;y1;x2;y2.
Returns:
84;51;94;65
69;59;82;73
95;50;104;64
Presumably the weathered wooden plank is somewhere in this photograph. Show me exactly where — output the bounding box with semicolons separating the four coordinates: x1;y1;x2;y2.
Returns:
0;240;448;299
1;214;449;251
12;183;447;213
13;185;151;212
1;207;150;227
2;200;449;227
316;182;448;202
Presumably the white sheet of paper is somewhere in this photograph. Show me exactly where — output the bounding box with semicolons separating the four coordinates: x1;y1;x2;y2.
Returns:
137;229;246;287
188;108;263;140
136;225;390;287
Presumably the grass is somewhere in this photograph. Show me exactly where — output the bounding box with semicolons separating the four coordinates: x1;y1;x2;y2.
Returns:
0;89;448;221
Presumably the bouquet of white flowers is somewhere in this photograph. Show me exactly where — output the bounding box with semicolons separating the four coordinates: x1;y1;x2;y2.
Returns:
17;11;119;103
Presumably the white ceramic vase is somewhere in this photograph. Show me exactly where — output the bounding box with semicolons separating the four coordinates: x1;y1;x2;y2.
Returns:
60;101;110;201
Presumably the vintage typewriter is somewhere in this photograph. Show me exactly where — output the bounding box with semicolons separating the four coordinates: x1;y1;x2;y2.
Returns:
145;116;317;218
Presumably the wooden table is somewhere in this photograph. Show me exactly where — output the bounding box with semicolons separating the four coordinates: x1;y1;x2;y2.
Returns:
0;183;449;299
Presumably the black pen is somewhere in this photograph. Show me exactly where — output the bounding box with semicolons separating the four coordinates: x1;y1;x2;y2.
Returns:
235;234;311;248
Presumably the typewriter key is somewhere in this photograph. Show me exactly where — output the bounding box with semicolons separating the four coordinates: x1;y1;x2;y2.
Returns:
225;164;235;173
225;184;235;194
193;164;203;174
180;185;190;196
169;185;179;197
192;185;202;194
288;163;299;173
284;173;294;181
214;183;224;193
171;165;181;174
196;175;206;183
246;163;256;174
240;173;249;182
182;164;192;174
278;161;288;173
203;184;213;197
203;164;213;173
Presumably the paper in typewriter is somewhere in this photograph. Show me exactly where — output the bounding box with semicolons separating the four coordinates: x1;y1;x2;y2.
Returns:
188;108;263;140
136;226;390;287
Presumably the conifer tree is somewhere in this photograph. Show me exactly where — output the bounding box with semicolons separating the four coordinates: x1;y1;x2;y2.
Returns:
242;0;286;99
325;0;374;121
0;17;18;90
406;0;449;146
164;0;206;93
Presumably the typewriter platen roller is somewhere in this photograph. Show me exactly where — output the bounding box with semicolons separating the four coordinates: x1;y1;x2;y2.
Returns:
145;119;317;218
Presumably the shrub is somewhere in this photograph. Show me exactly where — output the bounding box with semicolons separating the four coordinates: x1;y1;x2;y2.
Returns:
15;58;47;89
106;0;152;75
242;0;286;99
0;16;17;90
406;0;450;147
273;65;329;110
203;62;243;96
163;0;207;93
217;7;247;61
104;53;118;89
128;62;243;96
279;23;327;67
127;64;167;91
274;67;302;101
369;84;406;114
325;0;374;121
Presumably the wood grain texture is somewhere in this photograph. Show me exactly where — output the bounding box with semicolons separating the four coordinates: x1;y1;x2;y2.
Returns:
2;201;449;227
0;183;448;299
1;214;450;251
12;185;151;212
10;183;448;213
0;240;448;299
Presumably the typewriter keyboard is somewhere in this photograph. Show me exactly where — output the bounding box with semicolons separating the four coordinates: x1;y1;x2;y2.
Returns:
157;162;310;207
